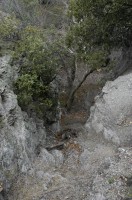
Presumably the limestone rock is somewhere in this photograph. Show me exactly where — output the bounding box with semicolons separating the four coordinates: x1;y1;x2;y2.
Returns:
85;72;132;146
51;150;64;167
0;56;46;191
80;149;90;166
39;148;55;169
95;193;106;200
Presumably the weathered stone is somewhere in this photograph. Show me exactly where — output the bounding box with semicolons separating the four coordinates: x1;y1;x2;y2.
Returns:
0;56;46;191
95;193;106;200
39;149;55;168
51;150;64;167
80;149;90;166
85;72;132;146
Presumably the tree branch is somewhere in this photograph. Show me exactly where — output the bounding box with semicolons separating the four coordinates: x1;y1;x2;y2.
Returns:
66;68;96;111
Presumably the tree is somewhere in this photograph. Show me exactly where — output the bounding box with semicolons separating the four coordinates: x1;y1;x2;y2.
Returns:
0;1;72;116
67;0;132;51
13;26;60;120
64;0;132;110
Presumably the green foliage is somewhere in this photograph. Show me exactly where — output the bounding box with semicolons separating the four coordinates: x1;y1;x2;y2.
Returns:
108;177;115;184
67;0;132;68
0;13;20;55
0;14;19;39
15;74;53;116
13;26;59;118
68;0;132;47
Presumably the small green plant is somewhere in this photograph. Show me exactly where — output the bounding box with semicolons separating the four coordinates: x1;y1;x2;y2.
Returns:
108;177;115;184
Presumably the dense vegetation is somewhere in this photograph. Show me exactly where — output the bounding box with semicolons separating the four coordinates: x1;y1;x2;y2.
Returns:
65;0;132;109
13;26;59;118
67;0;132;54
0;0;132;116
0;1;68;120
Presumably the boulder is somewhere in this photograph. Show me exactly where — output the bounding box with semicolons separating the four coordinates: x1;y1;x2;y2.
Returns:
85;72;132;146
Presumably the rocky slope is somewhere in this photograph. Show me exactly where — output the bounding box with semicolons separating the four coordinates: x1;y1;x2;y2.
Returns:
7;126;132;200
0;56;132;200
0;56;46;194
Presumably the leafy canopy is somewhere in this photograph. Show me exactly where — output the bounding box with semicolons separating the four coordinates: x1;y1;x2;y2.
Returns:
67;0;132;67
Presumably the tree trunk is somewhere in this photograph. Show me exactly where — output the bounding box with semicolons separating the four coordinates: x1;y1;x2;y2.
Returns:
66;68;96;111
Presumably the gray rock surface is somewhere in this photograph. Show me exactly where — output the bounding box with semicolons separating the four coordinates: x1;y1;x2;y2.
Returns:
0;56;46;191
7;131;132;200
110;47;132;79
51;150;64;167
79;149;89;165
0;194;4;200
39;148;55;169
85;72;132;146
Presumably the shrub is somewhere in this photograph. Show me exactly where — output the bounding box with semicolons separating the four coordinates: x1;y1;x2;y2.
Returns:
0;13;19;39
13;26;59;119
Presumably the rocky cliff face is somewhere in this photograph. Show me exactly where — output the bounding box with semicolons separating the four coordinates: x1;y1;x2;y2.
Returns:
0;56;46;191
85;71;132;146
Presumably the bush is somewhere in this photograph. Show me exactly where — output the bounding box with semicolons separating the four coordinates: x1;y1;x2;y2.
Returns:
0;13;20;55
13;26;59;119
15;74;54;117
0;13;19;39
